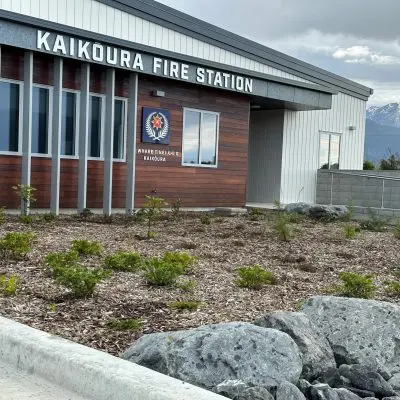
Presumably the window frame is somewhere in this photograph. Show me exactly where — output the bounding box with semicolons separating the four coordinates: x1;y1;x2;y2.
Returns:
87;93;106;161
319;131;342;170
31;83;53;158
60;88;80;160
182;107;220;169
113;96;128;163
0;78;23;156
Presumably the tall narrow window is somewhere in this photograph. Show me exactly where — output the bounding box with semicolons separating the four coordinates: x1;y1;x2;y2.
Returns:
113;99;126;160
319;132;341;170
182;109;219;167
61;91;78;156
89;95;103;158
32;86;50;154
0;81;20;153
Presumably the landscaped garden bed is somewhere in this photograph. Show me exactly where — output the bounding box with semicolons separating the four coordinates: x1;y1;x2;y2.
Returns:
1;208;400;356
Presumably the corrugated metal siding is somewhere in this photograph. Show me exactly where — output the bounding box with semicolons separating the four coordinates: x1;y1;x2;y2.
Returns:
280;93;367;204
1;0;314;84
247;110;284;204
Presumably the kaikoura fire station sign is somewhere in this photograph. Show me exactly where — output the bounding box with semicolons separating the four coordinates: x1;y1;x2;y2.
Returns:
36;30;254;94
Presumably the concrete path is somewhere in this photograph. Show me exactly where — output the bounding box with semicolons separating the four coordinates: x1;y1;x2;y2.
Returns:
0;361;88;400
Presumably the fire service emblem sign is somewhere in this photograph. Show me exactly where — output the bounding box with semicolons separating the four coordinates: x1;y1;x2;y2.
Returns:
142;107;171;145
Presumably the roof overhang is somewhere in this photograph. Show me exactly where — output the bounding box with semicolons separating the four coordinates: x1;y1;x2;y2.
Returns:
0;11;335;111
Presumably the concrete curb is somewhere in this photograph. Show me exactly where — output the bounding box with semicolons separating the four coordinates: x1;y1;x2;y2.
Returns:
0;317;225;400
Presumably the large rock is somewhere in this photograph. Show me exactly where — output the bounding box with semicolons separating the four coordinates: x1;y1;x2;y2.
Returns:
301;296;400;369
310;383;340;400
276;381;307;400
285;203;348;220
254;311;336;380
234;387;274;400
122;322;302;390
214;380;248;398
334;388;362;400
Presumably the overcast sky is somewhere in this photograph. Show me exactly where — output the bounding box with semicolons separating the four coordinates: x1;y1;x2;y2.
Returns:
157;0;400;106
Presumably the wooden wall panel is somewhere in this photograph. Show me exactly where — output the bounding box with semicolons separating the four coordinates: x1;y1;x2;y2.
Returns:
0;155;21;208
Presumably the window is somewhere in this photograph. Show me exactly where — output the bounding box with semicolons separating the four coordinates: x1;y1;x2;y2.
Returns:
61;91;78;156
0;81;20;154
182;109;219;167
113;99;126;160
32;86;51;155
319;132;341;170
89;95;103;158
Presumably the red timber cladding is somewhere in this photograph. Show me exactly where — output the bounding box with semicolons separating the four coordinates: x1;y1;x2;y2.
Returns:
135;76;250;208
0;155;21;208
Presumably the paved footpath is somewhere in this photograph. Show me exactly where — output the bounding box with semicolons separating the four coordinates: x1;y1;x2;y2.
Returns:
0;361;89;400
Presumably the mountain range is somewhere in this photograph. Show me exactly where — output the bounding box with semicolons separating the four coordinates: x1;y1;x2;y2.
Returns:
365;103;400;163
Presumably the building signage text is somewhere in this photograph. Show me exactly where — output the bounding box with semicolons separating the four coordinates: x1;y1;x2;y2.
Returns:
137;148;181;163
37;31;253;94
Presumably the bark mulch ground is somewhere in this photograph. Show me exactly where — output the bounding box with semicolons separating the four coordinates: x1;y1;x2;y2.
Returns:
0;212;399;356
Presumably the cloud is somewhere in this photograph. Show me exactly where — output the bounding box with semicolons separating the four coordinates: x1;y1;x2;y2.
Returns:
332;46;400;65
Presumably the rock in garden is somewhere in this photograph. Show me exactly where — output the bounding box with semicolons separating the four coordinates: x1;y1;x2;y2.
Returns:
361;356;393;380
285;203;311;215
339;364;396;397
276;381;306;400
309;205;348;220
254;311;336;381
388;373;400;390
214;380;248;398
234;387;274;400
122;322;302;390
317;367;342;387
309;383;340;400
301;296;400;369
334;388;363;400
298;379;312;396
341;387;375;398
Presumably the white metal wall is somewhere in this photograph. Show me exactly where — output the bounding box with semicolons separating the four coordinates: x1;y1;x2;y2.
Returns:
0;0;314;84
247;110;284;204
280;92;367;204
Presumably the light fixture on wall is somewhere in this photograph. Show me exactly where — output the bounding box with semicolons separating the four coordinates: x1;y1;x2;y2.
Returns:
152;90;166;97
348;126;357;131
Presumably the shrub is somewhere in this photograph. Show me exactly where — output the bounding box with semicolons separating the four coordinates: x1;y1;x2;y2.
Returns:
139;195;167;239
0;232;35;260
386;280;400;297
142;258;185;286
344;225;357;239
106;318;142;331
236;265;277;290
336;272;376;299
274;212;292;241
200;213;212;225
12;184;37;216
162;252;196;274
171;198;182;219
19;215;34;224
71;239;103;257
55;265;110;298
0;206;5;224
360;209;388;232
380;151;400;170
42;213;58;223
249;208;263;221
104;251;142;272
80;208;93;219
45;251;80;277
176;279;196;293
169;300;202;311
363;160;375;170
0;275;18;296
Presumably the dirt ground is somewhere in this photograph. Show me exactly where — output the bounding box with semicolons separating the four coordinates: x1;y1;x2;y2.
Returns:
0;211;399;356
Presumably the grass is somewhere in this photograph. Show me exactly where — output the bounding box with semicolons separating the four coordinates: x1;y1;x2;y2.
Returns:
344;224;358;239
386;280;400;297
334;272;376;299
104;251;142;272
236;265;277;290
71;240;103;257
106;318;142;331
169;300;202;311
142;258;185;286
274;212;292;241
0;275;18;296
0;232;35;260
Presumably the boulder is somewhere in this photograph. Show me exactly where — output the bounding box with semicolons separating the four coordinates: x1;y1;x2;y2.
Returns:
234;387;274;400
285;203;348;220
122;322;302;390
317;367;342;387
339;364;396;397
301;296;400;369
276;381;307;400
285;203;311;215
214;380;248;398
388;373;400;390
254;311;336;381
310;383;341;400
334;388;363;400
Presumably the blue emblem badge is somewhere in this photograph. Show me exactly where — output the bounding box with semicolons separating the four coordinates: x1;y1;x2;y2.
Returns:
142;108;171;145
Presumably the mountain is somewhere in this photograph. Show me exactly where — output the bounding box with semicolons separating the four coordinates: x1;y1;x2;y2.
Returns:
365;103;400;163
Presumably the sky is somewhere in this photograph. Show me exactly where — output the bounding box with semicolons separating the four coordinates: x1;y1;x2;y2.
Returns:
157;0;400;106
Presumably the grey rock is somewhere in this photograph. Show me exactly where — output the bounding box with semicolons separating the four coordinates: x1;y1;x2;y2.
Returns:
298;379;312;396
389;373;400;390
309;205;348;220
339;364;396;397
382;397;400;400
254;311;336;380
341;387;375;398
122;322;302;390
310;383;341;400
301;296;400;368
234;387;274;400
214;380;248;398
318;367;342;387
285;202;311;215
276;381;306;400
334;388;362;400
362;356;393;380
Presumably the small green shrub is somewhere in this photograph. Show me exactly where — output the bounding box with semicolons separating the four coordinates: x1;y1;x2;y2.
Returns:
80;208;93;219
142;258;185;286
104;251;142;272
336;272;376;299
200;213;212;225
274;212;292;241
344;225;357;239
55;266;109;298
13;184;37;216
360;209;388;232
106;318;142;331
45;251;80;277
0;232;35;260
0;275;18;296
169;300;202;311
171;198;182;219
386;280;400;297
162;252;196;274
363;160;376;170
0;206;5;224
42;213;58;223
176;279;196;293
236;265;277;290
48;303;57;312
71;240;103;256
249;208;263;221
19;215;34;224
139;195;167;239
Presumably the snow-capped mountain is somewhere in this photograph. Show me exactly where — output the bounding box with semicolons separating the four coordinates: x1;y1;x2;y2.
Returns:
367;103;400;128
365;103;400;163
